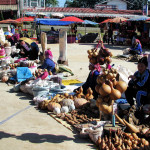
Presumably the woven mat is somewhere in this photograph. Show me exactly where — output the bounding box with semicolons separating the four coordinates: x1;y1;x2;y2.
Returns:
62;79;82;85
48;112;73;131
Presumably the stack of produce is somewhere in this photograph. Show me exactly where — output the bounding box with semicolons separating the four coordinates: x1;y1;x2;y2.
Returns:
87;45;113;66
95;67;127;116
96;129;149;150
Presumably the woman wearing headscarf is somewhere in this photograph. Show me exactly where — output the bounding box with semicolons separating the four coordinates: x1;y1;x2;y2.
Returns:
125;57;150;108
129;39;142;55
74;63;101;99
38;49;56;74
29;42;39;60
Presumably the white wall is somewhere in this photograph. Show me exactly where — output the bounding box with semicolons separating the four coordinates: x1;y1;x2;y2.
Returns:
107;0;127;10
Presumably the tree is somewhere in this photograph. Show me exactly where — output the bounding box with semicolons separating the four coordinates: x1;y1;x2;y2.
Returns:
64;0;146;10
65;0;100;8
126;0;144;10
45;0;59;7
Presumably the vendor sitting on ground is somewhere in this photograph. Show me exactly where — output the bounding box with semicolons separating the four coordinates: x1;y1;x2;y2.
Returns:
127;39;142;55
125;57;150;108
74;63;101;99
18;40;31;58
28;42;39;60
38;49;56;74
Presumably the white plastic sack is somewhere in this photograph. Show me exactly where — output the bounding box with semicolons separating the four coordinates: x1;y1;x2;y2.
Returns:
20;84;28;93
116;65;133;84
88;126;104;144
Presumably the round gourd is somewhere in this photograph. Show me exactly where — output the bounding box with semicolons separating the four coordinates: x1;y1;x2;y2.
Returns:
1;75;9;82
115;81;127;93
74;98;88;108
47;102;61;111
99;83;111;96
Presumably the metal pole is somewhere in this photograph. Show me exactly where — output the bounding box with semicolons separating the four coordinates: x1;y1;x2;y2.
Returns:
146;0;149;16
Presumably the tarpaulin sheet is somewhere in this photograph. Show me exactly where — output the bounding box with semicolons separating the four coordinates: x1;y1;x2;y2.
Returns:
17;67;33;82
35;18;74;26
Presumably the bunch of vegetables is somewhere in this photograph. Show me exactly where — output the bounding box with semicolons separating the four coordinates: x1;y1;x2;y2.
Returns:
96;129;149;150
56;110;94;126
87;46;113;65
95;68;127;116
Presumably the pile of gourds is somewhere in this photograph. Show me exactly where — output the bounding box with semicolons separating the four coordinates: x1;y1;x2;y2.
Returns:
87;46;113;65
95;68;127;115
96;129;149;150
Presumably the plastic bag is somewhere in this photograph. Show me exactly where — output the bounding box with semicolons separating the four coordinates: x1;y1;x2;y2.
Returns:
88;126;104;144
116;65;133;84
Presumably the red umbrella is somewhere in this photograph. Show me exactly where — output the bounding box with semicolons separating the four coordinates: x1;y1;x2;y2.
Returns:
109;17;127;23
0;19;21;24
99;19;112;24
15;17;34;22
60;16;84;22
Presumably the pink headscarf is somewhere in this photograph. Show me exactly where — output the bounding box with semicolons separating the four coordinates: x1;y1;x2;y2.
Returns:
45;49;53;59
136;39;142;48
90;63;101;72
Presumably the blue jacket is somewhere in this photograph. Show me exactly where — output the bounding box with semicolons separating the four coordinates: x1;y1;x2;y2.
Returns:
131;43;142;54
40;58;56;73
129;69;150;91
82;70;100;99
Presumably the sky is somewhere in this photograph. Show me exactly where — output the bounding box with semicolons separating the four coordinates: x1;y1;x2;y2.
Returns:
58;0;66;7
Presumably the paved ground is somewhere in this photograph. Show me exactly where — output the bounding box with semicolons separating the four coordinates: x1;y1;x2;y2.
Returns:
0;42;144;150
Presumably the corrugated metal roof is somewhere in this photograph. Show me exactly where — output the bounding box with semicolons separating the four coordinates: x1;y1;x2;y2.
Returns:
0;5;17;10
24;7;143;18
0;0;17;5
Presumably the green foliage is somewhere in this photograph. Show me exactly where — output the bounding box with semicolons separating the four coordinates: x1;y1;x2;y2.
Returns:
45;0;59;7
126;0;145;10
65;0;147;10
65;0;100;8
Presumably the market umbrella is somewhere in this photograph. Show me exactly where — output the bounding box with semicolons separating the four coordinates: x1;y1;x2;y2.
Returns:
82;20;98;34
0;19;21;24
60;16;84;23
109;17;127;23
15;17;34;22
128;16;150;21
99;19;112;24
19;37;34;45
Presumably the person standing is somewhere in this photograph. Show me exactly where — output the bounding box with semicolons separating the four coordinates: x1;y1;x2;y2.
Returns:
107;24;114;45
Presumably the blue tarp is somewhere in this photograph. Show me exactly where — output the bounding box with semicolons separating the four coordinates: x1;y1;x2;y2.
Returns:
17;67;33;82
127;16;150;21
35;18;74;26
82;20;98;25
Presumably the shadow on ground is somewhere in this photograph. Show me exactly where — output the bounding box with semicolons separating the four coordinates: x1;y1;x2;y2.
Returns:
0;131;95;149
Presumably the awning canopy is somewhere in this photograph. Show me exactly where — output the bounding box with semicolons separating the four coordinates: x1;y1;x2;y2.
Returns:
60;16;84;22
36;18;74;26
127;16;150;21
15;17;34;22
0;19;21;24
82;20;98;25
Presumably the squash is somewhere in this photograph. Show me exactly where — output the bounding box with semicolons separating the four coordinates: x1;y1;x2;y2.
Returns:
99;83;111;96
74;98;88;108
115;81;127;93
47;102;61;111
123;119;140;133
109;81;121;100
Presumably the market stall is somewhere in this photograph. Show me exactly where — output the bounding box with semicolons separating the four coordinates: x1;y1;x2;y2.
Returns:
0;34;149;149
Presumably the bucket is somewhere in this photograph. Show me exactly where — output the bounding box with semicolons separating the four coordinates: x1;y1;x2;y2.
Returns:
5;47;11;56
